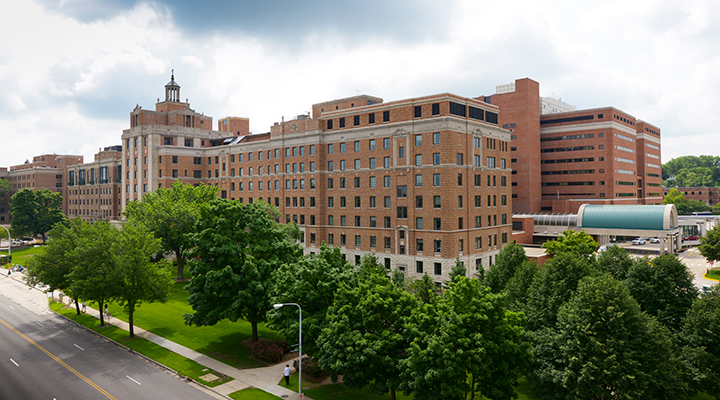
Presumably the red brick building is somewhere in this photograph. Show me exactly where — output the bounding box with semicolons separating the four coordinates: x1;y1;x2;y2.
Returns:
478;78;662;214
663;187;719;207
121;76;513;279
66;146;124;221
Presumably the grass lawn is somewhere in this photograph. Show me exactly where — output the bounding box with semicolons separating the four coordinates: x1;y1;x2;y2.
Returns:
229;388;281;400
1;245;45;267
51;301;233;387
705;268;720;281
102;279;280;369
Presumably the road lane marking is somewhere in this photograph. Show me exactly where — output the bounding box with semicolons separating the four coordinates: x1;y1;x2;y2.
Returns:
36;321;44;327
10;358;18;366
8;305;14;310
126;375;141;385
0;316;117;400
74;344;85;351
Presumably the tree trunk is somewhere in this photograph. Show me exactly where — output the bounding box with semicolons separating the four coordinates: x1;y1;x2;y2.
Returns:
470;375;476;400
129;303;135;338
74;297;81;316
99;300;105;326
251;320;259;342
390;388;396;400
176;248;184;280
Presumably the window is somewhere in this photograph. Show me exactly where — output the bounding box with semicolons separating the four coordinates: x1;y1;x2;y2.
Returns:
416;217;423;230
355;215;361;226
434;240;442;253
369;139;376;150
475;216;482;228
194;157;202;165
475;237;482;250
369;158;376;169
399;147;405;159
329;215;334;225
327;119;334;130
397;185;407;198
340;142;346;153
328;197;334;207
474;155;481;167
414;105;422;118
501;176;506;187
384;237;391;249
384;216;391;228
328;233;334;244
354;159;360;169
416;195;423;208
434;218;441;230
416;261;424;273
340;197;346;207
341;215;347;226
172;155;178;164
501;195;507;206
328;178;334;189
416;239;424;252
369;176;376;188
433;153;440;165
458;196;463;208
383;156;390;168
309;145;315;155
456;153;463;165
341;234;346;246
328;144;333;154
354;115;360;126
328;161;333;171
384;176;391;187
355;235;361;247
474;174;481;186
433;173;441;187
383;110;390;122
370;235;377;248
415;154;422;166
354;177;360;188
415;174;423;187
339;118;345;128
340;178;346;188
433;195;441;208
415;134;422;147
434;263;442;275
369;196;376;207
340;160;346;171
397;206;408;218
432;132;440;144
369;113;375;124
383;138;390;149
384;196;391;208
354;141;360;152
355;196;361;207
432;103;440;115
487;157;495;168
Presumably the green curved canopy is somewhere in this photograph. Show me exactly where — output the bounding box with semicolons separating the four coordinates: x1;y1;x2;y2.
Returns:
578;205;677;231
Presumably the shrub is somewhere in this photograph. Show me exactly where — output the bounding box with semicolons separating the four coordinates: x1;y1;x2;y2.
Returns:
251;340;285;363
293;356;325;378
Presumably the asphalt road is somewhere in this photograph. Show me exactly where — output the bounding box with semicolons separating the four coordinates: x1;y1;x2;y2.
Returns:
0;292;217;400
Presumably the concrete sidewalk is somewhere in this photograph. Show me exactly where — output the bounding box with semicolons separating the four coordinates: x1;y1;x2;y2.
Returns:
0;269;309;400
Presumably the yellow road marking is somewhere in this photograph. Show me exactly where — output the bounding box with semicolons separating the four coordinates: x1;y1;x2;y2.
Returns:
0;317;117;400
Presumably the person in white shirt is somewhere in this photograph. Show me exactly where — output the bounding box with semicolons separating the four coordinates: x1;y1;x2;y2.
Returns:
283;364;291;385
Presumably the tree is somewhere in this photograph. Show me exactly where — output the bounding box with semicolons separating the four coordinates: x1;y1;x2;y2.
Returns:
485;241;528;293
699;224;720;262
680;285;720;398
113;222;173;338
10;188;66;242
663;188;709;214
317;270;417;400
185;200;302;342
401;277;531;400
625;255;699;331
68;220;122;326
407;274;439;304
529;274;689;400
390;267;405;289
25;219;83;314
503;260;538;313
523;251;597;330
123;182;217;279
541;229;598;260
268;243;358;358
0;178;11;209
447;256;466;284
596;244;635;281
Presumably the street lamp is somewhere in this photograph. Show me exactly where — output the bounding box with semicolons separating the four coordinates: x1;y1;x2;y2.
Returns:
273;302;302;399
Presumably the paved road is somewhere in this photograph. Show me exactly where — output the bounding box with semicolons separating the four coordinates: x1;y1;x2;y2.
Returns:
0;291;218;400
620;242;717;289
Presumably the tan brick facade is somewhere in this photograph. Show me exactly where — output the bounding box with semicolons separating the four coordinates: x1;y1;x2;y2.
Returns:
66;146;123;221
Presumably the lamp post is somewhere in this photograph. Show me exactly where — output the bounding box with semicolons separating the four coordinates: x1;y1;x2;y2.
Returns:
1;225;10;267
273;302;302;399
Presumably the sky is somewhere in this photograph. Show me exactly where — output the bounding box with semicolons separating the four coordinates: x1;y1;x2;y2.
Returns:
1;0;719;167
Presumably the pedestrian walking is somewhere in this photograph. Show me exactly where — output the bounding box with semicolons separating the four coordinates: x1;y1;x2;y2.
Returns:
283;364;291;385
104;304;110;320
82;301;86;313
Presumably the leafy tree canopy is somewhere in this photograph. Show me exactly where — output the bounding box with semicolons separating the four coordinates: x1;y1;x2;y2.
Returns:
663;155;720;187
123;181;217;279
10;188;66;241
699;224;720;262
596;244;635;281
0;178;11;208
185;200;302;342
680;285;720;398
541;230;598;260
485;241;528;293
663;188;711;214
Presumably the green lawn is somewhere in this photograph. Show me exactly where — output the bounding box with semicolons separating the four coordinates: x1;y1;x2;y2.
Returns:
229;388;281;400
102;279;280;369
1;245;44;267
51;301;233;387
705;268;720;281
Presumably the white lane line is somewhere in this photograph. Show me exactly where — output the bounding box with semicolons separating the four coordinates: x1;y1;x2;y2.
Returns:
36;321;44;327
126;375;141;385
7;305;14;310
10;358;18;366
74;344;84;351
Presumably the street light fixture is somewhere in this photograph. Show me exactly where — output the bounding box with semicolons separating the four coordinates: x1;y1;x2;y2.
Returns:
274;302;302;398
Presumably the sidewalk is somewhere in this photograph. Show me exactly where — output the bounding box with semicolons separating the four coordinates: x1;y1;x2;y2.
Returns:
0;270;309;400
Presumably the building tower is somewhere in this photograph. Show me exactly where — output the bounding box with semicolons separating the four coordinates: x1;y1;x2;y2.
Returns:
165;70;181;102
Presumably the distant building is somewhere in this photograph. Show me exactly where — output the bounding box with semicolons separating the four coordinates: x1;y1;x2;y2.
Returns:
478;78;663;214
121;75;513;279
663;187;720;207
66;146;124;221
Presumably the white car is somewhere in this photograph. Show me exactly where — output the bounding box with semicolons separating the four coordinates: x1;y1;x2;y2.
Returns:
631;238;646;245
650;238;660;244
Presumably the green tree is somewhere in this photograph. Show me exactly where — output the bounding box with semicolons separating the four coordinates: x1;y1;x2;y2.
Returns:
503;260;538;313
390;267;405;289
447;256;467;284
523;251;597;330
699;224;720;262
625;255;698;331
680;285;720;398
68;220;122;326
541;229;598;260
485;241;528;293
596;244;635;281
529;274;689;400
113;222;173;338
185;200;301;342
10;188;66;242
317;270;417;400
0;178;11;209
25;219;83;314
401;277;531;400
407;274;439;304
268;243;358;358
123;181;217;279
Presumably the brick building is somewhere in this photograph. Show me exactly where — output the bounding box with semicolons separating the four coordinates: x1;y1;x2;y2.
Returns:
121;75;513;279
478;78;662;214
663;187;720;207
0;154;84;222
66;146;124;221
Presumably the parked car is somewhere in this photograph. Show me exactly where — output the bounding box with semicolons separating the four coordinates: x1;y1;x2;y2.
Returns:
631;238;646;245
683;235;699;241
650;238;660;244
